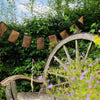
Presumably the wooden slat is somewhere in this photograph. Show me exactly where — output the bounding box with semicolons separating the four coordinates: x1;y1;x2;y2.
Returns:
8;30;20;43
75;40;79;63
11;81;17;100
54;56;64;66
5;84;13;100
0;22;8;36
63;45;71;63
22;35;32;48
85;41;93;58
48;71;68;79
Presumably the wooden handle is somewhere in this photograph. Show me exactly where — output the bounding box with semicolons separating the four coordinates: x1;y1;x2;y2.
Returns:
0;75;43;87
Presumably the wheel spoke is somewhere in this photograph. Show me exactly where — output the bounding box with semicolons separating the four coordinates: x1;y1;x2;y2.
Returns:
48;71;68;79
54;56;64;66
53;82;69;87
63;45;71;64
85;41;93;59
75;40;79;63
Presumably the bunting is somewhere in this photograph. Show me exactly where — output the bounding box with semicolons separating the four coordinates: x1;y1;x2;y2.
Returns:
0;16;84;49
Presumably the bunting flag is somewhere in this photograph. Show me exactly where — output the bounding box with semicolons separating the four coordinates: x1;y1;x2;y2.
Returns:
37;37;45;50
60;30;69;39
8;30;20;43
70;16;84;34
78;16;83;24
0;22;8;37
48;34;58;47
0;16;84;49
22;35;32;48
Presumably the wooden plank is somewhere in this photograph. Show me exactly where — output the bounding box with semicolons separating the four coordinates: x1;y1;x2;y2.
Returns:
8;30;20;43
37;37;45;49
22;35;32;48
0;22;8;37
17;92;55;100
60;30;68;39
10;81;17;100
75;40;79;63
5;84;13;100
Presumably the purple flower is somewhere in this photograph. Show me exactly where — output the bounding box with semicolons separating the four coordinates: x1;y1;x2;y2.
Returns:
91;76;95;80
59;65;61;68
67;94;70;97
98;29;100;33
38;75;43;80
94;86;96;88
63;67;67;71
73;49;76;53
71;77;75;80
61;58;63;60
87;93;91;96
88;63;92;67
48;84;53;89
54;58;56;61
82;52;84;55
85;60;87;63
48;66;50;69
81;70;88;76
70;69;73;71
97;80;99;85
47;79;50;83
86;97;90;100
80;76;84;80
67;62;69;65
59;87;61;90
95;58;100;61
81;60;83;62
94;62;96;65
31;68;33;71
10;99;13;100
88;85;92;88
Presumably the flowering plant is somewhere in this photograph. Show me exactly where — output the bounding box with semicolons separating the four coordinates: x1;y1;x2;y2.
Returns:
46;58;100;100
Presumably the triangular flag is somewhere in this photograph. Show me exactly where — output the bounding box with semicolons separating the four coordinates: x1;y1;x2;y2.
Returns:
60;30;69;39
78;16;83;24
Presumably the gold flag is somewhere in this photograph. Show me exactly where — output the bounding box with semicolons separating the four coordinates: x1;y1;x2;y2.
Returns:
0;22;8;37
22;35;32;48
8;30;20;43
37;37;45;50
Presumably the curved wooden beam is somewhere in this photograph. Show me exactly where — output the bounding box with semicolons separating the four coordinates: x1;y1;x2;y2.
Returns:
0;75;43;87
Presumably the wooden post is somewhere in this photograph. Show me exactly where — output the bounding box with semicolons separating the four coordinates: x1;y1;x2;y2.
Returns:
11;81;17;100
5;84;13;100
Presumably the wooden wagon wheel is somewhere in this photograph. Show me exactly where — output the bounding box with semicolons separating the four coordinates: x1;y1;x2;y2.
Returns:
43;32;99;96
